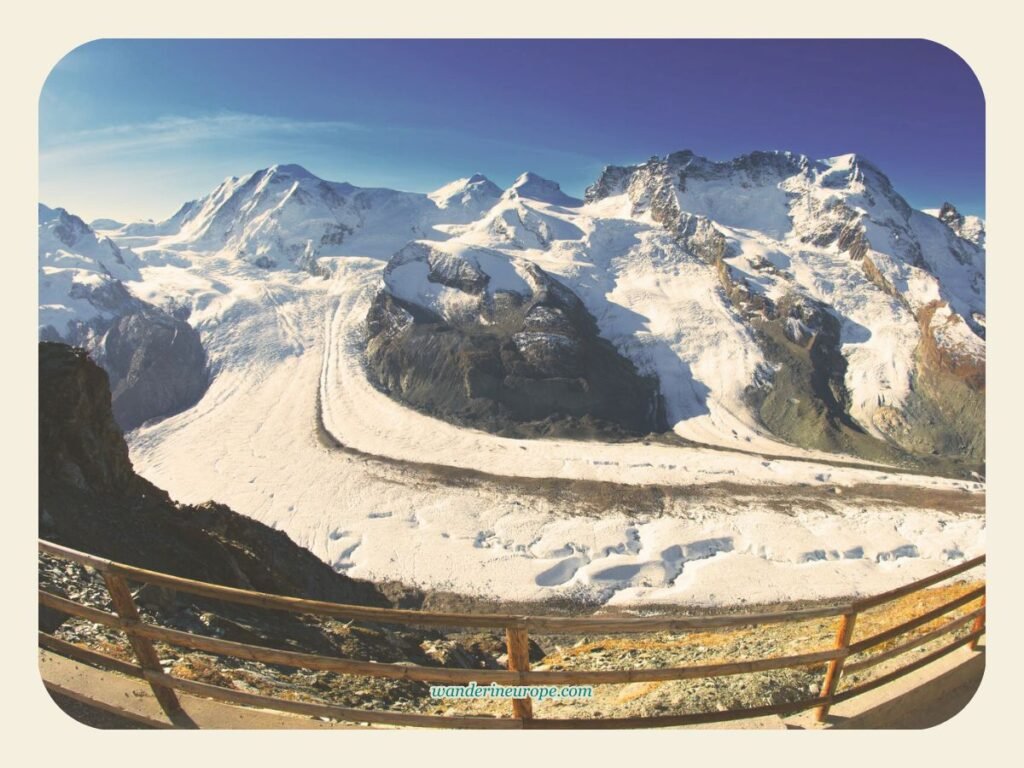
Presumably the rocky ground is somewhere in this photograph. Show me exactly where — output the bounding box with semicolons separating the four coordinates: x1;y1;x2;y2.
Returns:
40;550;982;725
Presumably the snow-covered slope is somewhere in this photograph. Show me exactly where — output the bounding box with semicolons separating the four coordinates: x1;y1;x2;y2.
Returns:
109;164;507;270
39;204;143;336
39;204;208;430
577;150;984;459
131;259;984;607
428;173;502;219
72;149;986;608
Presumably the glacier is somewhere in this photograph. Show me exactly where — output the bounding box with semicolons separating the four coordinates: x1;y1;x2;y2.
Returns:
51;152;984;607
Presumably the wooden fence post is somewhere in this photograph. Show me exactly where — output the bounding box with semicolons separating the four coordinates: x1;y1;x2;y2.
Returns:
505;624;533;721
814;611;857;723
969;596;986;651
102;572;186;721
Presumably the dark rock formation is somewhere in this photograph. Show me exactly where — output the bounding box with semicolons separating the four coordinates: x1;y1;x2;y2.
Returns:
365;244;666;440
93;307;209;431
938;202;966;232
46;300;209;432
38;341;385;606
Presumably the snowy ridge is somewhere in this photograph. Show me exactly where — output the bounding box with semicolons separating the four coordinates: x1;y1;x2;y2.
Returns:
384;239;538;322
39;204;143;336
428;173;502;216
109;164;508;269
508;171;582;207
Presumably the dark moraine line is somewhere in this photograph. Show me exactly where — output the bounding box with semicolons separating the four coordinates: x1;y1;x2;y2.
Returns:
312;322;984;518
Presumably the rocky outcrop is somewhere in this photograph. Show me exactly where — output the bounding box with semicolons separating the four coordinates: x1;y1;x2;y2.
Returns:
42;293;208;432
936;201;986;248
39;341;385;605
797;197;871;261
871;302;985;460
365;243;666;439
92;307;209;431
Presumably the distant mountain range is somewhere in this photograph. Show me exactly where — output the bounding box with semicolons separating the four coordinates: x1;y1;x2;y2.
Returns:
41;149;985;467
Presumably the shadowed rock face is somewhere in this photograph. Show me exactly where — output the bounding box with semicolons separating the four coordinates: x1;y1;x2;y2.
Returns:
43;302;209;432
365;243;666;440
38;341;387;606
94;308;209;431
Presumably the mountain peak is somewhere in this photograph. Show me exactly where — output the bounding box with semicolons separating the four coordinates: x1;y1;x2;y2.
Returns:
508;172;581;207
429;174;502;212
38;203;61;224
38;204;96;247
938;201;964;226
933;201;984;247
825;152;880;171
262;162;317;180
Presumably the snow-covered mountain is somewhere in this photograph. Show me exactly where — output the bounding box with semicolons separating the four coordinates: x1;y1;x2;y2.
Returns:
366;239;664;437
507;171;582;207
427;173;502;217
105;164;507;270
39;204;208;430
85;153;987;464
68;150;984;608
358;151;985;465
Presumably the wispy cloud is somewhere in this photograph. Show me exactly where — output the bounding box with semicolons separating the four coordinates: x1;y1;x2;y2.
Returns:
41;112;367;163
39;110;607;222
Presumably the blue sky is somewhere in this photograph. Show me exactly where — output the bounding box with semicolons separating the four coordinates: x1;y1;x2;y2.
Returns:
40;39;985;222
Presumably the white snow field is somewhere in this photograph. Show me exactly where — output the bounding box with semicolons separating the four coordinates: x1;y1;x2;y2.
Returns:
83;156;984;607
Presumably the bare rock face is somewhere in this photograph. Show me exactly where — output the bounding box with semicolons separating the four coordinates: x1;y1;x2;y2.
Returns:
43;300;209;432
365;242;666;439
38;341;388;606
93;308;209;431
39;342;137;496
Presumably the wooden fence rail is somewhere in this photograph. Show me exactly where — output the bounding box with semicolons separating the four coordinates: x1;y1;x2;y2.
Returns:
37;539;985;729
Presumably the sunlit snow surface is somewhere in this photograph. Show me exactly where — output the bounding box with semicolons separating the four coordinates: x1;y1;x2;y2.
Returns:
105;162;985;607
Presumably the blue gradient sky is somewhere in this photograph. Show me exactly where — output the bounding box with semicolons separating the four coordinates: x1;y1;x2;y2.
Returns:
40;39;985;222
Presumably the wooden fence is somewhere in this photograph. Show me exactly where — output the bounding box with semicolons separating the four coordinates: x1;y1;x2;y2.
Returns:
37;539;985;729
